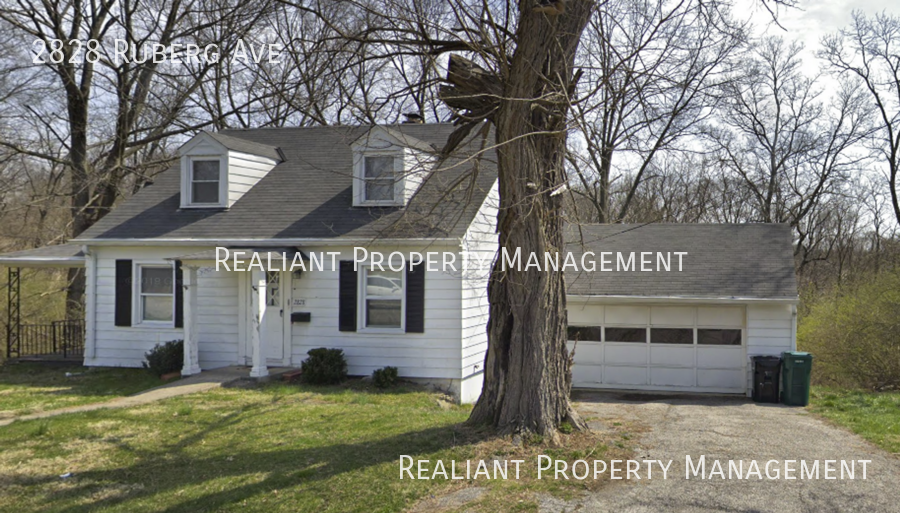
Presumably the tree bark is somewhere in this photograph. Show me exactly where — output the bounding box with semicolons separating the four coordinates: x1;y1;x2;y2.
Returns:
467;0;593;439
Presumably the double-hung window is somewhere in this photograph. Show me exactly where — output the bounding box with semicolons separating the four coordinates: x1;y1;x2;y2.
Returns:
363;155;396;203
137;264;175;324
191;160;221;204
362;268;403;329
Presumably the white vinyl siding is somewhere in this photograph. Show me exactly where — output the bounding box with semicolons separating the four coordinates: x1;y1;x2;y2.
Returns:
226;151;278;206
85;246;240;369
459;182;498;385
745;303;795;393
289;246;463;380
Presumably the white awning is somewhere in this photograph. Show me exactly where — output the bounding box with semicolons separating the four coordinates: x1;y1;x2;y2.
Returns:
168;247;306;264
0;244;85;268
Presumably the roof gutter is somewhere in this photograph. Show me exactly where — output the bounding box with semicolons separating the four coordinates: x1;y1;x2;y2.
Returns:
70;237;460;247
568;294;799;305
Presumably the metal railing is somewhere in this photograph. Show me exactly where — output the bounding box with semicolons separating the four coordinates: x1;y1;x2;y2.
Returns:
6;319;84;360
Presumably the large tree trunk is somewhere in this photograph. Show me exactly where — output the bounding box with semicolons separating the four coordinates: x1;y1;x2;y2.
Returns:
467;0;593;439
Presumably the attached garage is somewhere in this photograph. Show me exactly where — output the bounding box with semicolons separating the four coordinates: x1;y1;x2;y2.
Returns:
565;224;798;396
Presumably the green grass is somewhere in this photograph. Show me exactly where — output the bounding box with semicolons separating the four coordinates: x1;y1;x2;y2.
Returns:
0;382;623;513
0;363;163;419
809;387;900;455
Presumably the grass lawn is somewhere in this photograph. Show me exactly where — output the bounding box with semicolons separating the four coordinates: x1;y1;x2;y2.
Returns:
0;381;629;513
809;387;900;455
0;363;163;419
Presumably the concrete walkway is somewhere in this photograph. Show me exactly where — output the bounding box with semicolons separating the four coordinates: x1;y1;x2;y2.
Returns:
0;366;287;427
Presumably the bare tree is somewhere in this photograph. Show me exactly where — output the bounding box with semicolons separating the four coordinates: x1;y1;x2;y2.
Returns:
567;0;745;223
822;11;900;227
0;0;278;315
712;36;868;255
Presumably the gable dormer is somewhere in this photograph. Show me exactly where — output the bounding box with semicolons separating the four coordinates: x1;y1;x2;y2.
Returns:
350;126;436;207
178;132;281;209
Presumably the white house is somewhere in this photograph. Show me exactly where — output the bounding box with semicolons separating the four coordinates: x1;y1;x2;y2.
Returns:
0;123;798;402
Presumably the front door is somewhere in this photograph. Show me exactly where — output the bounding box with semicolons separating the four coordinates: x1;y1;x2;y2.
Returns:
262;270;284;361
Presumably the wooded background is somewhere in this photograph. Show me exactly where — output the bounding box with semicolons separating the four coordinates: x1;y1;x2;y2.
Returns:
1;0;898;342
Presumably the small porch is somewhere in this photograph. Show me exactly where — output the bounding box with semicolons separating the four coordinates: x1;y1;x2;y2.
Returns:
0;244;86;362
169;248;304;379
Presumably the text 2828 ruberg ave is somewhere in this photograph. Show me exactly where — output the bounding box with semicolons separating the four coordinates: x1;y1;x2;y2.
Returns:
31;39;282;65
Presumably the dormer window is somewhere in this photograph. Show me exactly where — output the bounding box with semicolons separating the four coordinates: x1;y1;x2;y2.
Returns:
178;132;280;209
191;160;221;204
353;150;403;206
179;154;227;209
364;156;397;202
351;126;436;207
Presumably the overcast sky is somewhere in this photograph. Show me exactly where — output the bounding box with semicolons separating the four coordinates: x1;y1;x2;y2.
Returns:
750;0;899;74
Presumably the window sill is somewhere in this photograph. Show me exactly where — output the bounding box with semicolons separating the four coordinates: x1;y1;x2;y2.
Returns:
179;204;227;210
354;201;404;208
131;321;178;329
358;327;405;334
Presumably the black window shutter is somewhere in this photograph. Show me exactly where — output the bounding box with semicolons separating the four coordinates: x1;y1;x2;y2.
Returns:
114;259;133;327
338;261;357;332
405;264;425;333
174;261;184;328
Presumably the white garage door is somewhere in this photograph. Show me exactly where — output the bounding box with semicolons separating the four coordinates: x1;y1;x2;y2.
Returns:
568;305;746;393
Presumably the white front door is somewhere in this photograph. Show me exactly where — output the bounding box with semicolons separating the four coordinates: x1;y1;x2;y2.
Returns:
262;270;284;361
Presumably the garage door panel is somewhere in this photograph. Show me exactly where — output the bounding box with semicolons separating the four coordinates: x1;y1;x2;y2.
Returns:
604;344;647;365
650;306;695;326
650;367;695;387
572;364;602;386
650;346;694;367
568;304;748;393
697;306;744;326
697;369;744;389
569;305;603;325
697;347;743;369
570;341;603;364
603;365;647;386
605;306;649;325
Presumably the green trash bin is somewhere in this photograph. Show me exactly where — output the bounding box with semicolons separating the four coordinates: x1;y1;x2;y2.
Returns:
781;351;814;406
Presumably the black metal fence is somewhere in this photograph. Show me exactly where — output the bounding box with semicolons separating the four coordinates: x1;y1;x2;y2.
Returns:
6;319;84;360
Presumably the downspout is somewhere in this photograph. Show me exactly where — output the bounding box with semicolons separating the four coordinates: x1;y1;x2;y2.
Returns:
82;245;97;360
791;303;798;352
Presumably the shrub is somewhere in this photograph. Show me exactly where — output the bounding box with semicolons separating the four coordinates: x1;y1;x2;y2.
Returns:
372;366;399;389
799;271;900;391
300;348;348;385
143;339;183;377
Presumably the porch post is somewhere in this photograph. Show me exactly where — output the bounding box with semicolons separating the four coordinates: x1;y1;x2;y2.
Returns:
249;269;269;378
181;265;202;376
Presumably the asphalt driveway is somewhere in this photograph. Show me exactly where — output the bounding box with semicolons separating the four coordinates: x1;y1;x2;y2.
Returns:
556;391;900;513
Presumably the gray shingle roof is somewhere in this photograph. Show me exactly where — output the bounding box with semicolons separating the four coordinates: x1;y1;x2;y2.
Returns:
77;124;497;241
204;132;282;161
565;224;798;300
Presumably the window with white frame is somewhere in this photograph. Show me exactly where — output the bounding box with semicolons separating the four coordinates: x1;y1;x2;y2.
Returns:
362;155;397;203
362;268;403;329
190;159;221;204
136;264;175;324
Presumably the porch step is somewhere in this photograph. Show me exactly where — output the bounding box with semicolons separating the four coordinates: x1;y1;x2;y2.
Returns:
281;369;303;383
